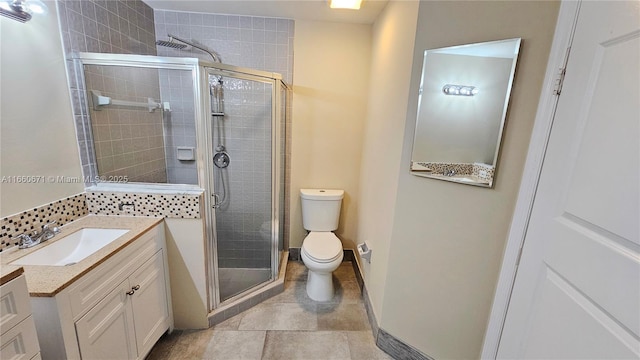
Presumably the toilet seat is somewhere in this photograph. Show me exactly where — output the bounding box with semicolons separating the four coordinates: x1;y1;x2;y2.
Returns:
302;232;342;263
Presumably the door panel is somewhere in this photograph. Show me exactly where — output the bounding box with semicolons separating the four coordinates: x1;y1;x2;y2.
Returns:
75;280;137;360
130;250;169;356
519;267;637;359
498;1;640;358
563;29;639;243
207;70;275;303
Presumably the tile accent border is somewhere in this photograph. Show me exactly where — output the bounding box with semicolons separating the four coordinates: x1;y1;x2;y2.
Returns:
352;252;434;360
208;251;288;327
413;162;495;185
0;193;88;252
377;329;434;360
86;191;202;218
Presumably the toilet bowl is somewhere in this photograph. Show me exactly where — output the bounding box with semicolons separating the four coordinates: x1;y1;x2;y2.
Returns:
301;232;344;301
299;188;345;301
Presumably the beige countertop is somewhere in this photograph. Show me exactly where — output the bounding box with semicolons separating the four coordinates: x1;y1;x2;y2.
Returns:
0;215;162;297
0;264;24;286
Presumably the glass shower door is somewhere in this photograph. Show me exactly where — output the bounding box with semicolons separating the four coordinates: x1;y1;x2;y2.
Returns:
207;70;276;302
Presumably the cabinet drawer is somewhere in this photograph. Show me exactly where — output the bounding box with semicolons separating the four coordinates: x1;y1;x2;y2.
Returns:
67;226;161;318
1;274;32;333
0;315;40;360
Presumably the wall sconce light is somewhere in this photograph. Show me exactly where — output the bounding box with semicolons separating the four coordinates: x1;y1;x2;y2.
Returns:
442;84;479;96
0;0;48;23
329;0;363;10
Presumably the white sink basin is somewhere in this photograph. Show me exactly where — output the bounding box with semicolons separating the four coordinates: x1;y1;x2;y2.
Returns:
11;228;129;266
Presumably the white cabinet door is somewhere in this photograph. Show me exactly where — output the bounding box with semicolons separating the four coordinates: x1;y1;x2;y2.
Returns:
75;280;137;360
498;1;640;358
129;250;169;358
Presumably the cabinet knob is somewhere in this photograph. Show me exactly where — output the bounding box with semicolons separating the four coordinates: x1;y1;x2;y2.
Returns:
126;289;135;295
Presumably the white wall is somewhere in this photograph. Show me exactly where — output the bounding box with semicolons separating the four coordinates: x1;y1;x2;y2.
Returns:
374;1;560;359
164;218;209;329
0;2;84;216
289;20;371;250
356;0;419;322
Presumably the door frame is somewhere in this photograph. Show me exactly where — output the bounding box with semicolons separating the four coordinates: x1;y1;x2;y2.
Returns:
200;65;284;311
481;1;581;358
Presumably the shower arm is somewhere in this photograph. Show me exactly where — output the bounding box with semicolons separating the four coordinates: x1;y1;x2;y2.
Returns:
167;33;221;63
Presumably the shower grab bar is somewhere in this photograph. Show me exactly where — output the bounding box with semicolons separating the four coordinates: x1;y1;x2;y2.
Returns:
90;90;167;112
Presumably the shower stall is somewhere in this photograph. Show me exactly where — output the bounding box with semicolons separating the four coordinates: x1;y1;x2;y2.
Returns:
74;52;288;312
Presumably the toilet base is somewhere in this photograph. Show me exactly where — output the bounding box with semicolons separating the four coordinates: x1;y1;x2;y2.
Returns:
306;271;335;301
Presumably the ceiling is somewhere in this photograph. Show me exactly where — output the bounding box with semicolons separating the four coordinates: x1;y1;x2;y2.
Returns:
142;0;389;24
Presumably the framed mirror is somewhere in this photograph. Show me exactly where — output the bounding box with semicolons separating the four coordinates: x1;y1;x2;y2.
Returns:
410;38;521;188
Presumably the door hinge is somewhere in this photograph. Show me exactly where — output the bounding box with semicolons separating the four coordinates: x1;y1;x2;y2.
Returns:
553;46;572;96
552;67;566;96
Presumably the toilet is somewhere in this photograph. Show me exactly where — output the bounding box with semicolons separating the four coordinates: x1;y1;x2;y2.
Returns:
300;188;344;301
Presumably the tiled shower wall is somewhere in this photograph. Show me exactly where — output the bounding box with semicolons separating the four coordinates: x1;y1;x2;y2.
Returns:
154;10;294;268
158;69;198;184
56;0;158;181
85;65;167;183
153;11;294;83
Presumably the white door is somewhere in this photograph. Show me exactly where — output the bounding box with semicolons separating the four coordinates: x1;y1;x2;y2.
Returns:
497;1;640;359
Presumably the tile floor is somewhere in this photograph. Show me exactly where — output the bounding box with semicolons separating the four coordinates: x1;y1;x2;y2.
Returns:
147;261;391;360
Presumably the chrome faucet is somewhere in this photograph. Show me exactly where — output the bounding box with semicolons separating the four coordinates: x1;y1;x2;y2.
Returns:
14;221;61;249
443;169;457;176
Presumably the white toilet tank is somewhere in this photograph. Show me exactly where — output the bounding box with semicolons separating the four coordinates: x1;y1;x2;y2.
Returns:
300;189;344;231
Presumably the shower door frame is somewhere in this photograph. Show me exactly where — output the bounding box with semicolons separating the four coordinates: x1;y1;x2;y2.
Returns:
199;63;286;311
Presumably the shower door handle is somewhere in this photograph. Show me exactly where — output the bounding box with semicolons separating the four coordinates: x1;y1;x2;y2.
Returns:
212;193;221;208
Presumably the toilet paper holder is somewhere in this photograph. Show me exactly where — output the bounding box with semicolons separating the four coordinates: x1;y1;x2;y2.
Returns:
357;242;372;263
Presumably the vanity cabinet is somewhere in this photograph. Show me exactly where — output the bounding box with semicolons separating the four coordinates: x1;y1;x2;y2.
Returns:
1;273;41;360
31;223;172;360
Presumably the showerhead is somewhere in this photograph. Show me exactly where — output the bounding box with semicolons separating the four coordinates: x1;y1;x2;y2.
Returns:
158;33;221;63
155;39;187;49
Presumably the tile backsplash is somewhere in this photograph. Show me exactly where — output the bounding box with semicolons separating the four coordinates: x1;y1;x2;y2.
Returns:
85;191;202;218
0;189;203;252
0;193;88;252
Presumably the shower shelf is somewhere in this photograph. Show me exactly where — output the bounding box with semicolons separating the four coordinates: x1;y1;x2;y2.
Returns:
90;90;167;112
211;112;225;116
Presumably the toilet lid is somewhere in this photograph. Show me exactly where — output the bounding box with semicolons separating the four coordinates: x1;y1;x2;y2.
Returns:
302;232;342;263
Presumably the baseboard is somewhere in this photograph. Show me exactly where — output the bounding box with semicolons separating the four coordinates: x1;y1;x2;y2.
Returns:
351;252;433;360
288;247;355;263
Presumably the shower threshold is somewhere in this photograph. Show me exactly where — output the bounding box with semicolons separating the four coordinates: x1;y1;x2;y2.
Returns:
208;251;288;327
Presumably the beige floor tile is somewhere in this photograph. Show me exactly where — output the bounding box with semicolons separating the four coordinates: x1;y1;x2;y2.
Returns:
145;330;183;360
164;328;215;359
264;280;314;305
262;331;351;360
334;262;358;282
148;259;388;360
238;303;318;330
286;261;308;281
317;303;371;331
212;313;243;330
346;331;393;360
333;280;363;304
201;330;266;360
